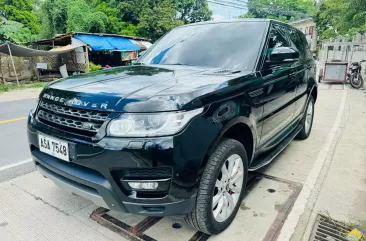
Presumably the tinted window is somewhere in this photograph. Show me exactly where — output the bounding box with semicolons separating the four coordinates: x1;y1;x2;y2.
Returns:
298;32;312;58
265;24;290;61
288;28;305;59
268;25;290;49
137;22;267;71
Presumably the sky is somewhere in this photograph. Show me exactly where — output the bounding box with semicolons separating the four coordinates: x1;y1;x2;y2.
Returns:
208;2;247;20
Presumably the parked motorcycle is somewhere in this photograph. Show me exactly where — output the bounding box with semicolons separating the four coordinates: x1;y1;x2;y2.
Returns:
347;60;365;89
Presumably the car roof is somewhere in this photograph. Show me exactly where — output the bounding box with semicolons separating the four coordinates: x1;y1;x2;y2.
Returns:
181;18;286;27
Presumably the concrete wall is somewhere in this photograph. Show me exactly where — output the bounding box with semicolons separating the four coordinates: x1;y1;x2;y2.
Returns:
0;50;86;84
319;33;366;74
319;34;366;63
0;54;34;83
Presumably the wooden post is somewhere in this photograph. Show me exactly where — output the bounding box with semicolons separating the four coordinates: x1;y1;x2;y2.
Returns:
0;55;5;84
85;46;90;73
7;43;19;86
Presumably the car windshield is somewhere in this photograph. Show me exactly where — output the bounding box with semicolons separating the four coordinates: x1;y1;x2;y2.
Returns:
136;21;267;71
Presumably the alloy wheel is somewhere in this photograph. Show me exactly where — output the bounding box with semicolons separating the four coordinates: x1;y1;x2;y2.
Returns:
305;100;314;134
212;154;244;222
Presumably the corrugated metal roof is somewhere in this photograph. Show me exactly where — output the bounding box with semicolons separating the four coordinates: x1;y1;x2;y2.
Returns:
25;32;151;47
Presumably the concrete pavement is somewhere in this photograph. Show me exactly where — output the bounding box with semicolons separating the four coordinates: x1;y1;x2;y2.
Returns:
0;88;42;102
0;84;365;241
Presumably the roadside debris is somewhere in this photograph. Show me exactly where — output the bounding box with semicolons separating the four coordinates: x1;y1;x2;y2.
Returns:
347;228;363;241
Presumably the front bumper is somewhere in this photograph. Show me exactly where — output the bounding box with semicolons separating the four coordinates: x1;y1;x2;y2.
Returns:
27;110;219;216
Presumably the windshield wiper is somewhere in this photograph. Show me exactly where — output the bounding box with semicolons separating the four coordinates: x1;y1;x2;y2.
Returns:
212;69;241;74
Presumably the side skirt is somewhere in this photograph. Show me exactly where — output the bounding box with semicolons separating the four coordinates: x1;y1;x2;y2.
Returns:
248;124;303;171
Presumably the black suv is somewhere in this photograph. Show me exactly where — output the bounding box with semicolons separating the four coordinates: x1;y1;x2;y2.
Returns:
27;19;317;234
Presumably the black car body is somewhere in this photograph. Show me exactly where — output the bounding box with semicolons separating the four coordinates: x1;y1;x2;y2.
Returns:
27;19;317;234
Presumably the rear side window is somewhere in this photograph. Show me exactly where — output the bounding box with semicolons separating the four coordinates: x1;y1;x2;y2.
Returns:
298;31;312;58
288;27;310;59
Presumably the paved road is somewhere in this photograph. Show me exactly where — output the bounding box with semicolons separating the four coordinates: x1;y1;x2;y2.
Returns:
0;98;38;181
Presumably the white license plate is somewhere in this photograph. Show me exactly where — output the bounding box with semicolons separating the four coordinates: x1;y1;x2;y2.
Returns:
38;134;69;162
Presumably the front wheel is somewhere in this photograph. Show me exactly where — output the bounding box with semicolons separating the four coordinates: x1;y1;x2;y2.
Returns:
185;138;248;234
350;73;364;89
296;96;314;140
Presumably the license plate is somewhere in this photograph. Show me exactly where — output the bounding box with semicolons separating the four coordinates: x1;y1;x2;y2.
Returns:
38;134;69;162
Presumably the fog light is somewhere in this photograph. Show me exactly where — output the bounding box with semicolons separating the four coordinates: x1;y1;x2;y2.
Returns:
128;182;158;190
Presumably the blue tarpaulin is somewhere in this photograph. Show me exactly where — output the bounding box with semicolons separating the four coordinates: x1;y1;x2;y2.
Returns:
74;34;140;51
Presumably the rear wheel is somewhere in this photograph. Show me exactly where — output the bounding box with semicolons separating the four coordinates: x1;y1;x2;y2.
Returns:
350;73;364;89
185;138;248;234
296;96;314;140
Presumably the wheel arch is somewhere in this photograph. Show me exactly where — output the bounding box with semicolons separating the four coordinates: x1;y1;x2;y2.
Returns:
200;117;256;170
310;85;318;103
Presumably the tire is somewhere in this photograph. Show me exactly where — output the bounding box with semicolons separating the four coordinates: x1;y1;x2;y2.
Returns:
185;138;248;235
296;96;314;140
350;73;364;89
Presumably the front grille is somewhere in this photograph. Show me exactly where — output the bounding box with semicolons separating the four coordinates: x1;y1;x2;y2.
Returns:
37;100;110;137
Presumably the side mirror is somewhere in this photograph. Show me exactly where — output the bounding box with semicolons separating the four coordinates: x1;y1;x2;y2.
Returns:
267;47;299;64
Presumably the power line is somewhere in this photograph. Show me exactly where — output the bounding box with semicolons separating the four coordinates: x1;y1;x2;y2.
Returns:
213;0;248;7
219;0;248;7
208;0;248;9
229;0;249;4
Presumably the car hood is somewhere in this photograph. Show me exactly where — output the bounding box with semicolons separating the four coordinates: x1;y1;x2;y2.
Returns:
41;65;253;112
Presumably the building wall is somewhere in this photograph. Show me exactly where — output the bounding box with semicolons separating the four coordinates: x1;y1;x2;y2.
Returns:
290;19;318;52
0;50;87;84
0;54;34;83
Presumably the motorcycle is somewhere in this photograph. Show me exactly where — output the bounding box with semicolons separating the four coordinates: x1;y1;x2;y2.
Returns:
347;60;365;89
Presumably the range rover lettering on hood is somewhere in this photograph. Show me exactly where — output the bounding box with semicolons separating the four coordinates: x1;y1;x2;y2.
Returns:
42;93;109;109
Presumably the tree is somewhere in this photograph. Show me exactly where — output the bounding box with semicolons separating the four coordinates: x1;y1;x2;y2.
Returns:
138;0;184;40
0;0;39;34
314;0;366;39
0;17;35;42
240;0;316;22
39;0;109;38
176;0;212;24
37;0;210;40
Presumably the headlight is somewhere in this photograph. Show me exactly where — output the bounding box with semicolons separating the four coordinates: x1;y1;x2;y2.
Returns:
108;108;204;137
30;98;39;115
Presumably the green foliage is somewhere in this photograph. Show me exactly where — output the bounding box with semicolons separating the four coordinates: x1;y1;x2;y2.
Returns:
0;0;40;34
0;17;37;42
315;0;366;39
176;0;212;24
39;0;109;38
119;22;139;36
38;0;210;40
89;62;102;72
240;0;315;22
0;82;47;92
137;0;184;40
2;0;212;43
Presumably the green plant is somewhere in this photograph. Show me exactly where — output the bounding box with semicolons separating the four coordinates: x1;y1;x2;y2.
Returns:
0;82;47;92
89;62;102;72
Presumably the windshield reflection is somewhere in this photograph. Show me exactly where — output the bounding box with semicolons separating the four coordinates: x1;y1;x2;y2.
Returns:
137;21;267;71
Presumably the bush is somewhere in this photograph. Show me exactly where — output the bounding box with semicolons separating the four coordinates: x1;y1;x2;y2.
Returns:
89;62;102;72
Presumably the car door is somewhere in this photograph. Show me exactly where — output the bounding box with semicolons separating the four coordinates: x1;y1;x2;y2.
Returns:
258;24;297;146
287;27;310;118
